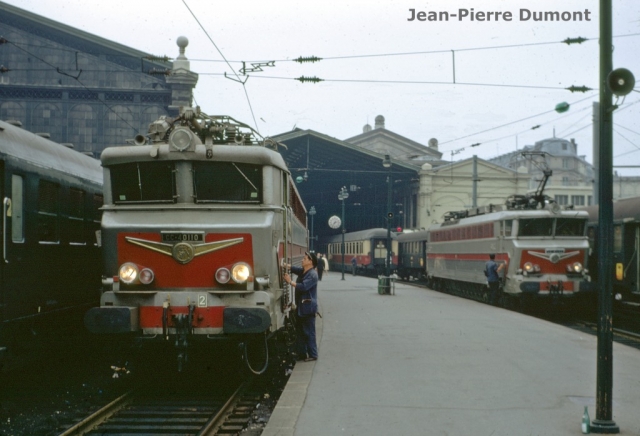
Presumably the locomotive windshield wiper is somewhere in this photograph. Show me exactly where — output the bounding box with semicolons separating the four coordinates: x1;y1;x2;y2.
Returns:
555;218;585;236
233;163;257;191
519;218;553;237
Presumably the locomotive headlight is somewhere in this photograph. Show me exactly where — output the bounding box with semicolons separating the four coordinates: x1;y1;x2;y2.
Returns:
215;268;231;284
169;128;194;151
570;262;583;273
232;263;251;283
119;263;139;284
523;262;534;273
139;268;155;285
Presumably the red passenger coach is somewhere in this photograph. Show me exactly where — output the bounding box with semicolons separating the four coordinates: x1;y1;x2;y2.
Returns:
426;202;593;308
326;228;398;276
84;108;307;371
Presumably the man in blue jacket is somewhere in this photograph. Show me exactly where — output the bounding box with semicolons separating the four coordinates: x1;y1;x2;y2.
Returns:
284;251;319;361
485;253;504;306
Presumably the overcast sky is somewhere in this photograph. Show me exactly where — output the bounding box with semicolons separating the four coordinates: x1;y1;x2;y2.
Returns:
6;0;640;174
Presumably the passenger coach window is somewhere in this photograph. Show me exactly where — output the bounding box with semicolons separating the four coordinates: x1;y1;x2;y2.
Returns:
193;162;262;203
93;194;103;246
110;162;175;203
11;175;24;243
38;180;59;243
613;225;622;252
68;188;86;244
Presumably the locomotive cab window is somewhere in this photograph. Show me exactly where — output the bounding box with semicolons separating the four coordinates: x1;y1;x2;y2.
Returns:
518;218;553;237
110;162;176;203
502;220;513;237
193;162;262;203
519;217;586;237
555;218;586;237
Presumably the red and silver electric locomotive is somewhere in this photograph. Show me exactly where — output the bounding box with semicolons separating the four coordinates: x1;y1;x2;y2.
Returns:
427;195;592;308
84;107;307;371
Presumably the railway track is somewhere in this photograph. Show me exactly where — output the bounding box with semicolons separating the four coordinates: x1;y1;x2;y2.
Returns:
57;380;256;436
557;320;640;351
401;278;640;349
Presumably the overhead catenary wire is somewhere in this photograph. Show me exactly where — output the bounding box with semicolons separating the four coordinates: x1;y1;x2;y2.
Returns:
195;71;591;92
181;0;260;133
613;129;640;158
6;32;639;65
188;32;640;63
1;42;598;157
437;94;598;150
556;111;593;138
470;103;594;148
2;22;637;168
614;123;640;137
3;42;630;167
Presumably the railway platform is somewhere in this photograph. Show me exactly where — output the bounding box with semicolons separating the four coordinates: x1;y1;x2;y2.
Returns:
263;271;640;436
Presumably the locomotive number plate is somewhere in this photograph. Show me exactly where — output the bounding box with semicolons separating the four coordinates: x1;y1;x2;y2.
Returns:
161;232;205;242
198;294;207;307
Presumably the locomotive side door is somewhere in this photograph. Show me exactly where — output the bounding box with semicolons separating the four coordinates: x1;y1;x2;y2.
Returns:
285;177;293;265
1;170;27;323
284;177;295;310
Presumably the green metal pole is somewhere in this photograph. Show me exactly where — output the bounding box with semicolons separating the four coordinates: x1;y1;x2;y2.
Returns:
591;0;619;432
386;171;392;277
341;197;345;281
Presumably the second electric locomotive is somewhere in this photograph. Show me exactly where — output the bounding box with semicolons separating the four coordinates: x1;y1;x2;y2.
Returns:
426;201;592;307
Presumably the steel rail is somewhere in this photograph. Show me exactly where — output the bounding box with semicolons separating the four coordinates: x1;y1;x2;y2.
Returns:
57;390;133;436
197;382;248;436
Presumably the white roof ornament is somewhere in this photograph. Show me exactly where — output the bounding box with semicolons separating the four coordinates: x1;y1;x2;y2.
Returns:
174;36;190;71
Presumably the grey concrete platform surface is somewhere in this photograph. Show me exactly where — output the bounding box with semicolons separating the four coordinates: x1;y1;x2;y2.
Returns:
262;271;640;436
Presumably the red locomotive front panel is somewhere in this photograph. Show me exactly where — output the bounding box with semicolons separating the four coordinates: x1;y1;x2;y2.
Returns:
520;248;586;275
116;232;253;289
538;281;574;291
139;305;224;329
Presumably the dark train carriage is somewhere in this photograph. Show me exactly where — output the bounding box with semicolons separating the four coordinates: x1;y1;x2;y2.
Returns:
582;196;640;303
326;228;398;276
397;229;429;281
0;120;103;363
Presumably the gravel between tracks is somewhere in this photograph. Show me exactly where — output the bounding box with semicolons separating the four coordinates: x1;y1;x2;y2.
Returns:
0;333;295;436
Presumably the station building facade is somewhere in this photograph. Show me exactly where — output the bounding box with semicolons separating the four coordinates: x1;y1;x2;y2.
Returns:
0;1;196;156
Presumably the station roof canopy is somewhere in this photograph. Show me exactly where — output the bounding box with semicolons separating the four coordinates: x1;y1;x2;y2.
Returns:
273;129;421;243
274;128;420;177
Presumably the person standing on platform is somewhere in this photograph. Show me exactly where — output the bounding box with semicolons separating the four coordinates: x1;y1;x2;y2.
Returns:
284;252;319;361
322;254;329;272
484;253;504;306
351;256;357;276
317;253;325;280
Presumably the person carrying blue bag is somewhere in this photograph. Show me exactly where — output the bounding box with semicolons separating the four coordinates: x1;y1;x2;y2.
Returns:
284;251;319;361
